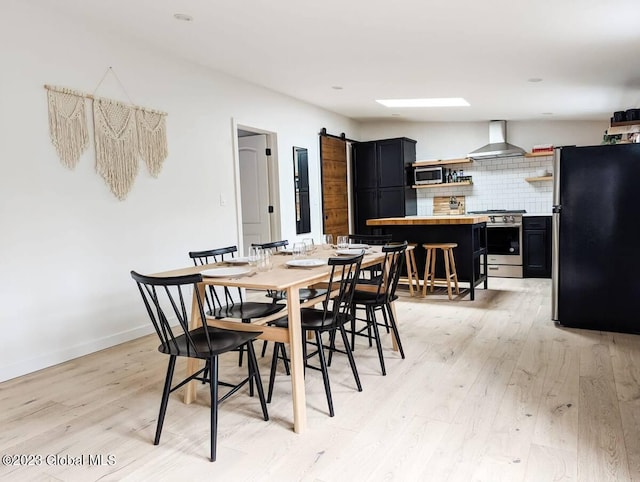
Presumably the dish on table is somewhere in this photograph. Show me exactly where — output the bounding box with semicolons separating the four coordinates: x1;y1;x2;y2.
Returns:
227;257;250;264
200;267;252;278
346;243;370;249
285;258;326;268
336;248;368;256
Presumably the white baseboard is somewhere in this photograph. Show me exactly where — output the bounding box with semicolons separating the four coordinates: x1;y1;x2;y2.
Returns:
0;323;156;383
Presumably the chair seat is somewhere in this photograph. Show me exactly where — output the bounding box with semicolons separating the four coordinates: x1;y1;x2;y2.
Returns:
210;301;284;320
158;326;261;358
351;290;398;305
271;308;345;331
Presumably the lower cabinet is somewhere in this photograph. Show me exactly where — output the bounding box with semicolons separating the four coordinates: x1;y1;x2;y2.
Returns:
523;216;552;278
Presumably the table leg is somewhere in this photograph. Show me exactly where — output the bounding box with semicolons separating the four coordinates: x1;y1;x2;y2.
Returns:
389;300;399;352
286;286;307;433
184;283;205;404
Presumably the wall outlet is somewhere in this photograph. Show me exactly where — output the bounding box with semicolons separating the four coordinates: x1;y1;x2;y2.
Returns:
219;194;226;206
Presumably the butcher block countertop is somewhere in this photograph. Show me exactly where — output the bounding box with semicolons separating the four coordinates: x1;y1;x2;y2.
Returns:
366;215;489;226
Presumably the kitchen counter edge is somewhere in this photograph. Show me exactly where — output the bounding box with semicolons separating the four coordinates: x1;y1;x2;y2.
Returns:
366;215;489;226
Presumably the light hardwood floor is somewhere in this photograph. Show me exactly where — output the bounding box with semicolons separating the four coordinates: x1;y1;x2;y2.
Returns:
1;278;639;481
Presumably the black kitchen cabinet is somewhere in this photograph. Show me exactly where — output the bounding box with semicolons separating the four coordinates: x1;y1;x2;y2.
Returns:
523;216;552;278
352;137;417;234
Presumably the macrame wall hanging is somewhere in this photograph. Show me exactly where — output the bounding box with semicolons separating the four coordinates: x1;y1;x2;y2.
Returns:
44;67;168;200
46;86;89;169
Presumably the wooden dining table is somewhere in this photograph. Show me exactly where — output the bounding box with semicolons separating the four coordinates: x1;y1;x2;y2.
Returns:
151;245;397;434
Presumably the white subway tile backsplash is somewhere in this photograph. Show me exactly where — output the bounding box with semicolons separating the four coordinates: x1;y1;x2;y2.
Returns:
418;155;553;215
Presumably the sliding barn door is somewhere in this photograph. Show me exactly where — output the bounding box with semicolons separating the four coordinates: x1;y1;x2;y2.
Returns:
320;135;349;240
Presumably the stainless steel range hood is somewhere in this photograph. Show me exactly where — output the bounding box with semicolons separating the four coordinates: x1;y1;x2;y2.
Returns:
468;120;525;159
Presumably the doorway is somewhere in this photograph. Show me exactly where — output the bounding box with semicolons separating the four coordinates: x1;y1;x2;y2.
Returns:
234;125;280;255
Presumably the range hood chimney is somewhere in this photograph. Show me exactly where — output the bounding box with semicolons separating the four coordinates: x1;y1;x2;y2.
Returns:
468;120;525;159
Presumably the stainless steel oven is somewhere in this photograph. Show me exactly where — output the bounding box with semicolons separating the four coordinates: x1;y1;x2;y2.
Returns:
469;210;525;278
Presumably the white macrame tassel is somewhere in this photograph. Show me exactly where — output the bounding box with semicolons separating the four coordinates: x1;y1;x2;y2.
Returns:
47;89;88;169
93;98;139;200
137;109;168;177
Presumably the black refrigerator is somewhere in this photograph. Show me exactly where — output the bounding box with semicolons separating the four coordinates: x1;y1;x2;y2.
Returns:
552;143;640;334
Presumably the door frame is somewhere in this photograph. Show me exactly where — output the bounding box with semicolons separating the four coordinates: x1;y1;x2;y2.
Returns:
231;119;281;256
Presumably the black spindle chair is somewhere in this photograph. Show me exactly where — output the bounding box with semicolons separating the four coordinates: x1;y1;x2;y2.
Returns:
266;253;364;417
349;241;407;376
130;270;269;462
188;246;285;367
348;233;392;283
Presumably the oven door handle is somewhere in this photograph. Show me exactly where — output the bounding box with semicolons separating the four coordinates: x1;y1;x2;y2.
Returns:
487;223;522;228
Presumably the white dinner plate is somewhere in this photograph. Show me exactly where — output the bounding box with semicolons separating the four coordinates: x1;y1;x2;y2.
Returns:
200;267;252;278
227;257;250;264
346;243;370;249
286;258;326;268
336;248;367;256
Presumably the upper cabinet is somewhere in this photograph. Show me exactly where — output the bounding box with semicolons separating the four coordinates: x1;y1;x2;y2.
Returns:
353;138;415;189
352;137;417;234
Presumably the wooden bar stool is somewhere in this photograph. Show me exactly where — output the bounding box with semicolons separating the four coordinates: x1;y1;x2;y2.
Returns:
404;243;420;296
422;243;460;300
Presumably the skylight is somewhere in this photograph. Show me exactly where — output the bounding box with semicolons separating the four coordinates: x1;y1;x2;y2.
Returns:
376;98;470;108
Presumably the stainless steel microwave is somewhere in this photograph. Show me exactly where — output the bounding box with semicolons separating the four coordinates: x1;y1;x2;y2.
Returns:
414;166;443;185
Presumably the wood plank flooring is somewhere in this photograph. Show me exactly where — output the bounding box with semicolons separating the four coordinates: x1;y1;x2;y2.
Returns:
1;278;639;481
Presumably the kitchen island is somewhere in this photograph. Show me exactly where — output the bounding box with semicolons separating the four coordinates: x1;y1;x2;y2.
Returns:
366;215;489;300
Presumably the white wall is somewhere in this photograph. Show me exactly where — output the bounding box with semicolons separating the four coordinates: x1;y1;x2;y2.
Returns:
360;120;607;214
0;1;358;381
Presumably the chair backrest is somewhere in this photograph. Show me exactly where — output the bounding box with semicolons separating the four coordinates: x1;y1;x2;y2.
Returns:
131;271;211;357
370;242;408;301
189;246;238;264
319;253;364;322
188;246;241;313
348;234;392;246
251;240;289;252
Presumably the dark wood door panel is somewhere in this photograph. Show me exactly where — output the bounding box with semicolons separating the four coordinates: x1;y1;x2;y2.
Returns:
321;135;349;240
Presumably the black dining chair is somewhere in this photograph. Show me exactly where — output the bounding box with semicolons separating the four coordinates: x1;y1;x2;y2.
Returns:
252;239;329;358
188;246;285;368
130;270;269;462
348;233;392;283
266;253;364;417
349;242;407;376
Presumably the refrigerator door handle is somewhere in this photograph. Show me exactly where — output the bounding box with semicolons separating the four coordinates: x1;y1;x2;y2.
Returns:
551;212;560;321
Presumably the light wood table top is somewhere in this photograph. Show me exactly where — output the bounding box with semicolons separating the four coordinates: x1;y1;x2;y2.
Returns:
367;215;489;226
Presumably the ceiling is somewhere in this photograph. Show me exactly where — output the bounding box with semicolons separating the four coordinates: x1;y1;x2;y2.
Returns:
39;0;640;123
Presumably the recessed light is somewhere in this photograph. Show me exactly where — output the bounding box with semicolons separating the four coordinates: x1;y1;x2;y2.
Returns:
376;98;470;108
528;78;543;83
331;86;343;90
174;13;193;21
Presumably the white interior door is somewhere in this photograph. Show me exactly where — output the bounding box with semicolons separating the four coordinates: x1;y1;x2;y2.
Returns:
239;134;271;253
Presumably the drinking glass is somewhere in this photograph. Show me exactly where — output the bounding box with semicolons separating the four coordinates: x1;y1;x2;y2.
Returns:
292;242;306;259
258;248;272;272
248;246;261;267
303;237;315;254
337;235;349;249
323;234;333;248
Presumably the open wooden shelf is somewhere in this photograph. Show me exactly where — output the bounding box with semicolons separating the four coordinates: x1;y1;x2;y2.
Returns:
413;158;472;167
524;151;554;158
412;181;472;189
525;175;553;182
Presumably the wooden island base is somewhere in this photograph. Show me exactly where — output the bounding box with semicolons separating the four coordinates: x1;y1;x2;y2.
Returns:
366;216;489;300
